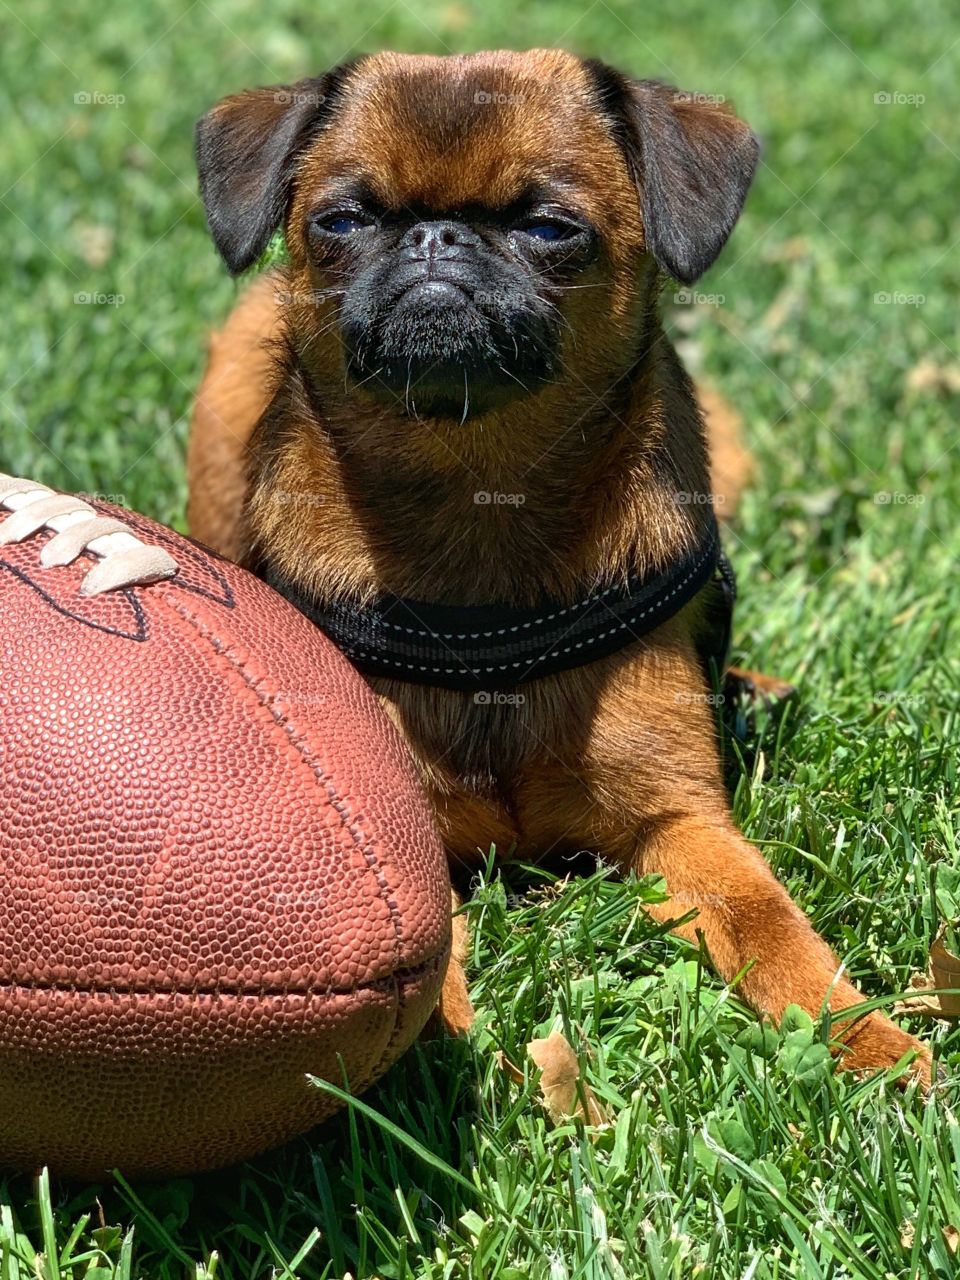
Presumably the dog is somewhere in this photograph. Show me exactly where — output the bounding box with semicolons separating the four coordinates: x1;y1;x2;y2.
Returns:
188;49;930;1082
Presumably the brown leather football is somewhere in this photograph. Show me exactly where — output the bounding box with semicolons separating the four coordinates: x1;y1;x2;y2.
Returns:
0;474;451;1180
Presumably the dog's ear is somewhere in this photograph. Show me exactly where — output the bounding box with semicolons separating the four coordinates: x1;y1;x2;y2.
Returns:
586;65;760;284
195;67;354;275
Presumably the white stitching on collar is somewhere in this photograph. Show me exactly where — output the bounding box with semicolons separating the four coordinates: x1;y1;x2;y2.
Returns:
0;474;178;597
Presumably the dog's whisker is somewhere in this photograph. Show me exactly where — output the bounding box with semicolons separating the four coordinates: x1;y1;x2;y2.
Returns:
496;363;531;393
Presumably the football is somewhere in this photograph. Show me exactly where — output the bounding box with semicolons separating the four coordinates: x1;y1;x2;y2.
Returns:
0;474;451;1180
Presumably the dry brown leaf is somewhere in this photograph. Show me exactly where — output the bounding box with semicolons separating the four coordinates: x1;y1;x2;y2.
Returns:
900;1220;915;1248
761;285;801;333
437;903;476;1035
439;3;471;28
496;1050;524;1085
943;1226;959;1255
893;968;948;1019
931;936;960;1015
527;1030;609;1127
905;358;960;397
893;932;960;1020
73;222;115;268
761;235;811;264
891;602;923;627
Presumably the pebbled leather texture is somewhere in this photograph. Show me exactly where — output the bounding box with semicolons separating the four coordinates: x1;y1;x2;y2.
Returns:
0;500;451;1179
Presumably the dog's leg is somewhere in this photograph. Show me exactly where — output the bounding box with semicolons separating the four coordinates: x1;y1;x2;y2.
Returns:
628;813;931;1084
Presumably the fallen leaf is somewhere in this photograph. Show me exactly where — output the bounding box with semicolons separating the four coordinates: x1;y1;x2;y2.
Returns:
893;971;947;1019
761;285;802;333
440;3;471;28
527;1030;610;1127
900;1220;915;1248
891;602;923;627
496;1051;524;1085
761;235;811;263
943;1226;959;1255
905;359;960;396
931;935;960;1016
893;930;960;1020
437;895;475;1035
73;222;114;268
122;144;150;170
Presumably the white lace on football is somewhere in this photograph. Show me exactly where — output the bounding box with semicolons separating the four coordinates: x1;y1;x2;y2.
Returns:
0;474;178;597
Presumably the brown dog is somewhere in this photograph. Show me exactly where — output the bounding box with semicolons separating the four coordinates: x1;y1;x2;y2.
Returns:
188;49;929;1081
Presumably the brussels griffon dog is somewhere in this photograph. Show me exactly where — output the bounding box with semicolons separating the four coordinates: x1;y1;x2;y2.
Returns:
188;49;929;1081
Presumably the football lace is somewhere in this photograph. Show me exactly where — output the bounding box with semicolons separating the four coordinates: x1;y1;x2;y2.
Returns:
0;474;179;597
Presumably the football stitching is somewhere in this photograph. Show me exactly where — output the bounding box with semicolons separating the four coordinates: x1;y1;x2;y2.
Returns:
107;504;237;610
0;478;178;596
0;951;445;1000
159;590;412;1010
159;593;441;1082
0;560;149;641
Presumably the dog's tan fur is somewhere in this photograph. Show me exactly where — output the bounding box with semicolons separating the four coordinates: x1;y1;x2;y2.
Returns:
189;50;929;1081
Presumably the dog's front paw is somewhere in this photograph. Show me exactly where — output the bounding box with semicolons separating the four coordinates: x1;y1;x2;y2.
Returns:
834;1010;932;1090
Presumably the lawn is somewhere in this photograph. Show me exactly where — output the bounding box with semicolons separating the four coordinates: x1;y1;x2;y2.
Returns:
1;0;959;1276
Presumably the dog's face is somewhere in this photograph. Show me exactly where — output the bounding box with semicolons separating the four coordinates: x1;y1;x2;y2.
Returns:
197;50;758;421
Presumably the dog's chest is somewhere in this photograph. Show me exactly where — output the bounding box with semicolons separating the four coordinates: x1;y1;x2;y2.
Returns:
372;661;659;861
373;631;725;864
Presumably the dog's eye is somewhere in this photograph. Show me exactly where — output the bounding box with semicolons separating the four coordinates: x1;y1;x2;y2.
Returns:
327;216;365;234
522;221;570;241
312;210;374;236
514;215;585;245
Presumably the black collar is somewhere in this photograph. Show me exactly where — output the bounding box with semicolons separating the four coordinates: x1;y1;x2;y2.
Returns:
263;514;734;692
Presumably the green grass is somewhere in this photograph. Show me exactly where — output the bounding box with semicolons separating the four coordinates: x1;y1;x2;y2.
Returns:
2;0;959;1275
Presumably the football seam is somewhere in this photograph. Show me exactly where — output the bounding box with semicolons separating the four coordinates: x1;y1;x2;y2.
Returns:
158;592;408;962
157;589;420;1068
0;560;148;641
0;951;446;1000
102;504;237;609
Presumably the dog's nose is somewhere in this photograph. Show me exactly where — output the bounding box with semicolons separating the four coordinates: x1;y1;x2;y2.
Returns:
400;220;480;259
